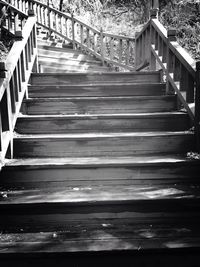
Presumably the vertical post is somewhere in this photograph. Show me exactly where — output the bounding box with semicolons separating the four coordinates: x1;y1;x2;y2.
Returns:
166;28;176;94
149;10;158;70
100;27;104;65
47;0;51;37
119;38;122;64
86;28;90;49
195;61;200;152
152;0;159;10
135;32;140;68
71;13;75;49
126;39;130;65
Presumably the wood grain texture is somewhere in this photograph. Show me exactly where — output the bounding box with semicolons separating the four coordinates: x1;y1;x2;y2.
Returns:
23;96;176;115
13;132;194;158
30;71;162;85
15;112;190;134
28;83;165;98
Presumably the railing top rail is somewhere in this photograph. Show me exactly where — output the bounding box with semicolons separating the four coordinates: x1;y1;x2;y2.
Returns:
0;0;28;18
151;19;167;42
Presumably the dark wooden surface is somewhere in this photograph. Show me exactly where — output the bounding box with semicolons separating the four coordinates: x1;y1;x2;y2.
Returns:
23;95;176;115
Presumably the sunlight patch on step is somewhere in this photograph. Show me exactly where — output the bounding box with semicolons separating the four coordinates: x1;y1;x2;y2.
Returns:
144;188;185;199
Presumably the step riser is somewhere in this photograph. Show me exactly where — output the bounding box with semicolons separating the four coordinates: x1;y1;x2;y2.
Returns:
1;164;200;188
13;135;194;158
15;116;190;134
30;72;161;85
28;83;165;98
1;210;200;234
23;97;175;115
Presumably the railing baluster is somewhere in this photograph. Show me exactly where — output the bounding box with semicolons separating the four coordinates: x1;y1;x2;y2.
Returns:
86;28;90;49
119;38;122;64
195;61;200;152
71;13;75;49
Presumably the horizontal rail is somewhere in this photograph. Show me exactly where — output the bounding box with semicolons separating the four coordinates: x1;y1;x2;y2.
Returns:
0;12;37;165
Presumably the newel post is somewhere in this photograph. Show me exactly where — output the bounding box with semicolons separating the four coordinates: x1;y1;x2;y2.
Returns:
195;61;200;152
166;28;176;94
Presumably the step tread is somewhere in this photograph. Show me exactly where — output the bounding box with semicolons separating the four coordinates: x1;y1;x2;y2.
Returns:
4;155;197;168
24;95;170;102
0;183;200;205
14;131;193;139
1;218;200;254
28;82;165;87
31;71;161;76
17;112;188;119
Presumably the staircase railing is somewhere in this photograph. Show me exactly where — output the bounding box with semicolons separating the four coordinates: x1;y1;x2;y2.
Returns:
6;0;135;70
0;6;37;165
135;4;200;152
0;1;27;37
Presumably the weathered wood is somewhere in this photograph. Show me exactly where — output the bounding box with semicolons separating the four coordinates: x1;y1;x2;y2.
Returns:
1;183;200;206
23;95;176;115
195;61;200;152
28;83;165;98
30;72;162;85
15;112;190;134
13;131;194;158
2;155;200;186
0;8;37;162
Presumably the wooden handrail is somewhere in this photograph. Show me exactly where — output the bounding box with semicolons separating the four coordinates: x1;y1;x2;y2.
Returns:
135;8;200;151
0;10;37;165
5;0;135;70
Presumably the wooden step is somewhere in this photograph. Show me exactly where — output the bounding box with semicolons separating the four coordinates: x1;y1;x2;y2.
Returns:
0;208;200;266
27;83;165;98
13;132;194;158
39;65;111;73
38;48;103;65
15;112;190;134
22;96;176;115
30;71;162;85
1;155;200;188
0;183;200;208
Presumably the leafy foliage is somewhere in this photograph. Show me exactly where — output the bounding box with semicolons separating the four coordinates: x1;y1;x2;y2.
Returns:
159;0;200;60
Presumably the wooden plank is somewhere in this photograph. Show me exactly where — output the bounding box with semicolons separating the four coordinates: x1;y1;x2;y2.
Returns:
24;96;177;115
2;155;200;189
13;132;194;158
0;183;200;205
0;249;200;267
28;83;165;98
15;112;190;134
30;72;162;85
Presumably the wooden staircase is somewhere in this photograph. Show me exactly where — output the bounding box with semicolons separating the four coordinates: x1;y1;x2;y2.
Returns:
0;0;200;266
1;69;200;266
